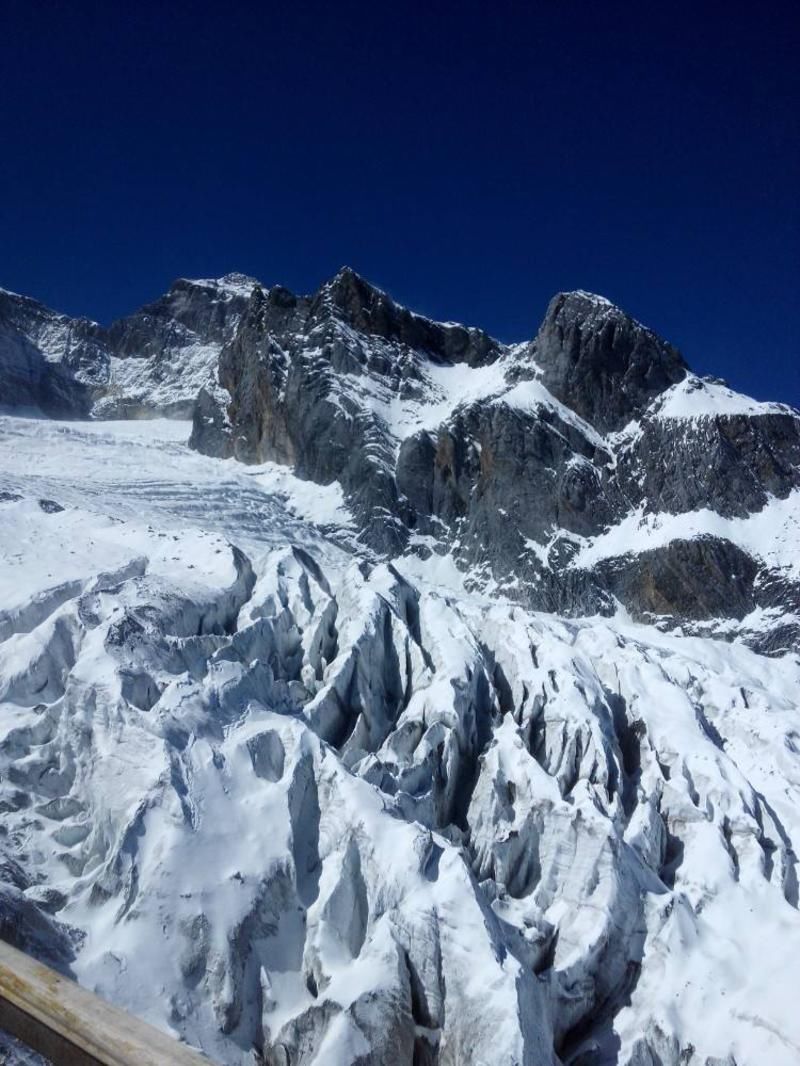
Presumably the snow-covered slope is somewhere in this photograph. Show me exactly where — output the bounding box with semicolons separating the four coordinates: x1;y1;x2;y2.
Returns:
1;414;799;1066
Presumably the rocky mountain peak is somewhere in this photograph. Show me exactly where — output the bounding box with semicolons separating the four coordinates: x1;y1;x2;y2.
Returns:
313;265;407;331
313;266;500;367
535;289;688;431
318;263;377;303
546;288;623;319
216;271;260;292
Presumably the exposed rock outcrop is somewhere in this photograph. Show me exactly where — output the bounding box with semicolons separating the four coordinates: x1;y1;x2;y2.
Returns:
534;290;688;432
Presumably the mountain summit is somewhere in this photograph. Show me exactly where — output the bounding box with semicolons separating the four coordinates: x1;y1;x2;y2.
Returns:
185;273;799;654
535;289;688;430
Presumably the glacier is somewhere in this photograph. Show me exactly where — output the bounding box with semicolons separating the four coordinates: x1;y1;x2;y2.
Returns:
0;415;798;1065
0;270;799;1065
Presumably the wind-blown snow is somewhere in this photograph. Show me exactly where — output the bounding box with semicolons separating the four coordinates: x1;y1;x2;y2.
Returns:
498;377;607;449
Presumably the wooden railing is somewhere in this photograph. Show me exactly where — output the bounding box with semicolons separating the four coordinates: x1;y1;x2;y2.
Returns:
0;939;211;1065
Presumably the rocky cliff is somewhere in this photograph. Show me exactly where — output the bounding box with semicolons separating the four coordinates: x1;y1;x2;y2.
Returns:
187;270;800;654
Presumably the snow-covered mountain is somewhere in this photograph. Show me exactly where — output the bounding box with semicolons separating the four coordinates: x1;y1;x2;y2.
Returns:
0;274;257;418
4;269;799;653
0;272;799;1065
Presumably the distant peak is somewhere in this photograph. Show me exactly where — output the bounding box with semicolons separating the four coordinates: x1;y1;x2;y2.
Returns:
332;264;360;283
178;273;260;298
569;289;615;307
319;266;387;305
219;271;260;288
545;290;628;324
540;289;686;351
313;267;500;366
314;266;396;327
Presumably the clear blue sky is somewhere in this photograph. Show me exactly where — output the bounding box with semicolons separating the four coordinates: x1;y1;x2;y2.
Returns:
1;1;798;404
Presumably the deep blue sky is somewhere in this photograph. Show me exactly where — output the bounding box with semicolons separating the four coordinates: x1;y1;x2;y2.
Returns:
1;1;798;404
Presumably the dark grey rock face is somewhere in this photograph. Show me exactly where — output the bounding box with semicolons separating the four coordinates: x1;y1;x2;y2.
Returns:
316;266;500;367
535;291;688;432
191;272;433;554
194;286;301;464
615;407;800;517
598;537;761;621
398;402;614;546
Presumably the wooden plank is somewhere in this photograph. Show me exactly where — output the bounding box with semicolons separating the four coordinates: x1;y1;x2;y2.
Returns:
0;939;211;1065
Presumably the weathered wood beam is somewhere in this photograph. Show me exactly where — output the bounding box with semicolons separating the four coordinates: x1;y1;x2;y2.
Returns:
0;939;211;1065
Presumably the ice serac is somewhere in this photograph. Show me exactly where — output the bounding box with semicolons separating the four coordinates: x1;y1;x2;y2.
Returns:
0;414;799;1066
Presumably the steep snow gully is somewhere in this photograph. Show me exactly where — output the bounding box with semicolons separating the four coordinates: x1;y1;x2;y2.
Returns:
0;272;799;1066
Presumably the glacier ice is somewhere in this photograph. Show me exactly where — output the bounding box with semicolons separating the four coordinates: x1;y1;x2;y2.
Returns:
0;416;798;1065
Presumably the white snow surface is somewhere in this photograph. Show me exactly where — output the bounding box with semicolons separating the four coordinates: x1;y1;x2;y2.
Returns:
653;374;795;421
334;354;513;449
0;414;799;1065
498;376;607;449
93;341;223;416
